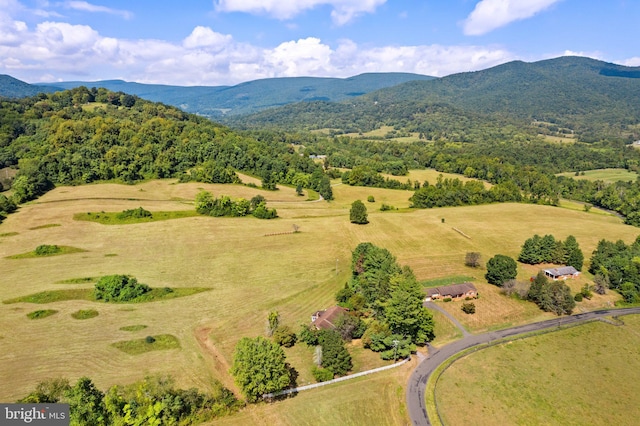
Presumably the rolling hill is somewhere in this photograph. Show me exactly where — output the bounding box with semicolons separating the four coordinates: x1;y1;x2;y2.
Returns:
37;72;434;117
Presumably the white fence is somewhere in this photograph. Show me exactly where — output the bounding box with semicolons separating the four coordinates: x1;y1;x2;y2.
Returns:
263;356;410;399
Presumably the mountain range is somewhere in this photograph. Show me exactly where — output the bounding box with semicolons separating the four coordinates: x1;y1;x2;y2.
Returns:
29;73;433;117
2;56;639;143
229;56;640;142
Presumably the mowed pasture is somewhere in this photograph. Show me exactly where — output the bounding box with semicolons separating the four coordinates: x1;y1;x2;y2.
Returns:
435;315;640;426
556;168;639;184
0;177;637;423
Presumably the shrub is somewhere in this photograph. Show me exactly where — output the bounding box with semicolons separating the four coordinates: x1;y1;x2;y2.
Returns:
367;195;375;202
312;366;333;382
380;203;395;211
574;293;583;302
443;297;452;302
462;302;476;314
34;245;61;256
145;336;156;344
116;207;152;220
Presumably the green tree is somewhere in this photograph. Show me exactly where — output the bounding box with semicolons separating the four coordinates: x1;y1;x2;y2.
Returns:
272;325;297;348
349;199;368;224
230;337;292;402
384;271;435;345
66;377;109;426
564;235;584;271
19;378;70;403
317;329;352;376
485;254;518;286
266;310;279;337
94;275;150;302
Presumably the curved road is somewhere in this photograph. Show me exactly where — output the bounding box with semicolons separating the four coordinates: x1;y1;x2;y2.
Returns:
406;307;640;425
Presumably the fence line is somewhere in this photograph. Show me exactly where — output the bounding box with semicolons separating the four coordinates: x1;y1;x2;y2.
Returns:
263;357;410;399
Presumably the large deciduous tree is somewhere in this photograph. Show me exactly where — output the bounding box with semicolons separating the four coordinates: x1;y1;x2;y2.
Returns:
230;337;292;402
485;254;518;286
349;200;368;224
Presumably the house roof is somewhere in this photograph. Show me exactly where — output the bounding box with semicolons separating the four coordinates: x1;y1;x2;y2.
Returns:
544;266;579;276
426;282;477;297
312;306;348;329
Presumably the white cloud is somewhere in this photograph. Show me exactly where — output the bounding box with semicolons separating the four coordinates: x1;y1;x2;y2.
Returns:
0;14;518;85
623;57;640;67
214;0;386;25
183;26;232;50
463;0;561;36
61;1;133;20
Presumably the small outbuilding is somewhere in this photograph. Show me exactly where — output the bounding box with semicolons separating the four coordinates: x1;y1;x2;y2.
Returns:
311;306;348;330
543;266;580;280
425;283;478;302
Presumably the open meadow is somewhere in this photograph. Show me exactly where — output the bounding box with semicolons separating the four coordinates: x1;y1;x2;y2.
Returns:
0;177;637;423
435;314;640;426
556;168;639;184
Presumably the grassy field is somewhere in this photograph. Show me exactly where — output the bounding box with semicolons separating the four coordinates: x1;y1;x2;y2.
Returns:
556;168;639;184
0;177;637;423
435;315;640;426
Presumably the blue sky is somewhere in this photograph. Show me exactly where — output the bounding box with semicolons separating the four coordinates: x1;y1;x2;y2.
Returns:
0;0;638;85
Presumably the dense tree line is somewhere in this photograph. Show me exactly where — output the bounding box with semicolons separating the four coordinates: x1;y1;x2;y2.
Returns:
410;175;523;208
20;375;240;425
195;191;277;219
518;234;584;270
589;236;640;303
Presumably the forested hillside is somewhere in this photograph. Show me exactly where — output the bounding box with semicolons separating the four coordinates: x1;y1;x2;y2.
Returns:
230;56;640;143
2;83;640;228
0;87;333;207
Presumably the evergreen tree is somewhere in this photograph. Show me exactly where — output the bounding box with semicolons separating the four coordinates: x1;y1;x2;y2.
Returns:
318;329;352;376
563;235;584;271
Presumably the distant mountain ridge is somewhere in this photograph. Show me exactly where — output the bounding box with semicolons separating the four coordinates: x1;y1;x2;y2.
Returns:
35;72;434;117
0;75;60;98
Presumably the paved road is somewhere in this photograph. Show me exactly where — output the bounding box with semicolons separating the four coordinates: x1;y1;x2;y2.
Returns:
424;301;470;337
406;307;640;425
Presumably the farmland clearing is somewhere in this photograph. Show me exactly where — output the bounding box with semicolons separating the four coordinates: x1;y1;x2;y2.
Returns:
0;177;637;423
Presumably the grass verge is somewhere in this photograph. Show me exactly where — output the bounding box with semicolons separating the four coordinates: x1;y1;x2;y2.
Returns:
3;287;210;304
28;224;61;230
6;245;87;259
111;334;181;355
74;210;198;225
55;277;97;284
26;309;58;319
71;309;99;319
119;325;148;332
421;275;477;288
